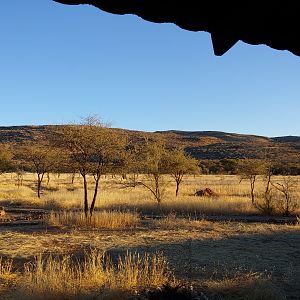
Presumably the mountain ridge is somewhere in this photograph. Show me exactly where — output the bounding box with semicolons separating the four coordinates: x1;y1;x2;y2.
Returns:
0;125;299;163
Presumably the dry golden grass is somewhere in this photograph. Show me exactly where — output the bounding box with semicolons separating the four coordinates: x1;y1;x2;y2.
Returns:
48;210;140;229
152;212;212;230
0;257;17;300
0;215;299;299
1;217;299;299
0;257;13;279
0;173;300;299
1;173;299;215
0;250;172;300
2;217;298;260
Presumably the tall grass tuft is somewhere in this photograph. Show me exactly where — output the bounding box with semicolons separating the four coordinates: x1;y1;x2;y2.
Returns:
0;257;13;279
48;210;140;229
115;251;171;290
19;250;172;299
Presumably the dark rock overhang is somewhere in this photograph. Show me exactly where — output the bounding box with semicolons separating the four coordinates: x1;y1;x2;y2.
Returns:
53;0;300;57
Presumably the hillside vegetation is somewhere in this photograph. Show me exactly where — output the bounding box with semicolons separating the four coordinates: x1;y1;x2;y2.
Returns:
1;126;299;163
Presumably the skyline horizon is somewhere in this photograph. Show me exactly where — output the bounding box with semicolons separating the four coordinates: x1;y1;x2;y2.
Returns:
0;122;299;139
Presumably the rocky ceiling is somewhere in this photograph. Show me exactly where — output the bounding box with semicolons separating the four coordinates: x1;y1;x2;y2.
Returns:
54;0;300;57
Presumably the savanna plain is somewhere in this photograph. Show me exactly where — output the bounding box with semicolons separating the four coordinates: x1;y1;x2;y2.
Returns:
0;173;300;300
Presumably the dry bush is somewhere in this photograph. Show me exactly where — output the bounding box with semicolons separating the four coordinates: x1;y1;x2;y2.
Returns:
12;250;172;300
47;210;140;229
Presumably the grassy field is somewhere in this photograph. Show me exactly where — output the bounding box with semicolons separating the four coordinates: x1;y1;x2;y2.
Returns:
0;173;300;299
0;173;299;215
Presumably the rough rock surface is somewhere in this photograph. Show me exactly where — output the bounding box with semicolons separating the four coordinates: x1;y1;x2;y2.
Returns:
54;0;300;56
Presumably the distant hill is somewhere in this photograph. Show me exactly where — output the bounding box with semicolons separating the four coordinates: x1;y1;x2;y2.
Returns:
0;126;47;143
0;126;299;163
153;130;300;162
271;136;300;144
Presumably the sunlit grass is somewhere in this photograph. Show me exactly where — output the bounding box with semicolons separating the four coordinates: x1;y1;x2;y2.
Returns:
0;173;299;215
0;173;299;299
48;210;141;229
0;250;172;300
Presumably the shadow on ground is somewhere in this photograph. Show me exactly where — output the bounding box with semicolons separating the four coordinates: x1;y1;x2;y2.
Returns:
105;229;300;299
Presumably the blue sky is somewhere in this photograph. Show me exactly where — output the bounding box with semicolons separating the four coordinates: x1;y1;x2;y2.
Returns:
0;0;299;137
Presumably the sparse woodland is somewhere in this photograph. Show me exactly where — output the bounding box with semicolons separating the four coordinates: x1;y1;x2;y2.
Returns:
0;120;298;217
0;121;299;300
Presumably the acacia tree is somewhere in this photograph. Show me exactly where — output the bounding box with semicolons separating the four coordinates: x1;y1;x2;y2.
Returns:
163;148;199;196
238;158;281;215
272;176;298;215
126;139;169;205
237;159;264;204
52;117;126;217
20;141;59;198
121;143;143;187
253;161;278;215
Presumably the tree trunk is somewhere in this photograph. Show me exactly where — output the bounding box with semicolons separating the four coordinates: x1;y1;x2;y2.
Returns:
175;174;183;197
250;176;256;204
83;174;89;217
17;174;21;188
90;176;100;216
37;179;41;198
285;194;289;216
71;172;75;184
37;173;44;198
250;182;255;204
154;175;161;205
264;172;273;215
175;181;180;197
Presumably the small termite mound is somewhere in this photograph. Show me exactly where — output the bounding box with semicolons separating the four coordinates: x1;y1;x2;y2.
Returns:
194;188;218;197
